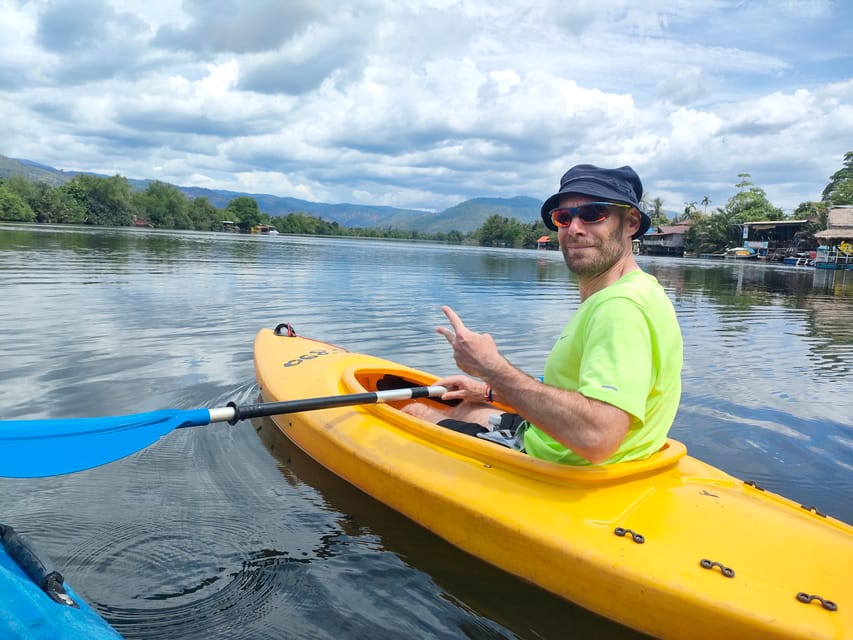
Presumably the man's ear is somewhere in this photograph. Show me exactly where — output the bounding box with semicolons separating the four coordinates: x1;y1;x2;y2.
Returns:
627;208;641;236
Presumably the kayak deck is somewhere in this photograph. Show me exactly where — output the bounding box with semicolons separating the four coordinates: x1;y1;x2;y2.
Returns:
254;327;852;640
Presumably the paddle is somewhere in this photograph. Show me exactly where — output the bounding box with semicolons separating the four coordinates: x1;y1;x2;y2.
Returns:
0;385;448;479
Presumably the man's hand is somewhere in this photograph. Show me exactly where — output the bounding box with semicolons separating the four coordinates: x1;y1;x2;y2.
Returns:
432;374;488;403
436;306;506;379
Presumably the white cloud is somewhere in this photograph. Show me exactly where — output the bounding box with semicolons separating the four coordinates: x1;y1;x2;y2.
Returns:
0;0;851;217
667;108;723;155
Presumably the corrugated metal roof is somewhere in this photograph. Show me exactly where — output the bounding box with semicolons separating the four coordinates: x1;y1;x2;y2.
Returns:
648;224;691;235
741;220;810;226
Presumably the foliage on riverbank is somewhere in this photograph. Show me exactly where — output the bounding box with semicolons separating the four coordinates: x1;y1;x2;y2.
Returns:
0;170;553;247
681;152;853;253
1;152;851;253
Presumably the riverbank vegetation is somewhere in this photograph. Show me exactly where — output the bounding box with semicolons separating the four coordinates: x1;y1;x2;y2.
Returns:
681;152;853;254
1;152;850;253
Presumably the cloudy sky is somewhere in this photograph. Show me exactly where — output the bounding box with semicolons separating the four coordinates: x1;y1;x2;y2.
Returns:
1;1;851;216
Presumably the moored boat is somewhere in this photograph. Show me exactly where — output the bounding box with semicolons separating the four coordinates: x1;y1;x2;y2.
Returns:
254;324;852;640
724;246;757;259
1;524;122;639
782;252;815;266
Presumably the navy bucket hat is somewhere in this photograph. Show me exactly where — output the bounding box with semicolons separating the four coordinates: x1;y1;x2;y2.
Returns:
540;164;650;239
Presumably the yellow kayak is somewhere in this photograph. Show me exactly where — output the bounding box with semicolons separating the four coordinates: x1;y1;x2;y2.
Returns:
254;326;851;640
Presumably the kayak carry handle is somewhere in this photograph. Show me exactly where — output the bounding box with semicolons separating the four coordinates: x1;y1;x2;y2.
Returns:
0;524;79;608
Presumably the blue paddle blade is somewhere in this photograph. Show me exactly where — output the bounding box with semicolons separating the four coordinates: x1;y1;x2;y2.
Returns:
0;408;212;478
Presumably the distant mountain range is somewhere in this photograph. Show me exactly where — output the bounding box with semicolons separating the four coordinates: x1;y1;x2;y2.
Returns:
0;155;543;233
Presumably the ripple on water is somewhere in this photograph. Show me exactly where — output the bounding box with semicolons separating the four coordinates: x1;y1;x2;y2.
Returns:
63;518;324;640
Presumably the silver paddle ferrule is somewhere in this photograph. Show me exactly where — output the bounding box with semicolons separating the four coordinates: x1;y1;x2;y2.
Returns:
208;406;237;424
376;385;447;402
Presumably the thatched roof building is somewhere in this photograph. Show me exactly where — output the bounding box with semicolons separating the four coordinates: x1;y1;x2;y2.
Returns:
815;206;853;241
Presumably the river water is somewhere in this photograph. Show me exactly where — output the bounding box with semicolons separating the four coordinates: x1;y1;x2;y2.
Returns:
1;224;851;639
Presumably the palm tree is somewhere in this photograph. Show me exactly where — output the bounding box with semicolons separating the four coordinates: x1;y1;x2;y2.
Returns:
649;197;668;227
683;201;699;221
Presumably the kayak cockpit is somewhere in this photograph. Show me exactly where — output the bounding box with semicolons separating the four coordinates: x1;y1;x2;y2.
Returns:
342;366;688;485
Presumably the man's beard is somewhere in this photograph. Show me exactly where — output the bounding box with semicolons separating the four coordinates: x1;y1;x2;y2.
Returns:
561;216;628;277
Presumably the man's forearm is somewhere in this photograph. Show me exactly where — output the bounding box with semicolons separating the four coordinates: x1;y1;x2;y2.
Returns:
487;364;629;463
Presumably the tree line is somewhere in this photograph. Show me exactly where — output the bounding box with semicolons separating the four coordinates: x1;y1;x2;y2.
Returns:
0;170;545;246
1;151;851;253
668;152;852;254
0;172;475;243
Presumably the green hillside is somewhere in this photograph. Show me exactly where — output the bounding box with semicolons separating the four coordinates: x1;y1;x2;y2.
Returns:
0;157;75;186
0;155;543;232
401;196;542;233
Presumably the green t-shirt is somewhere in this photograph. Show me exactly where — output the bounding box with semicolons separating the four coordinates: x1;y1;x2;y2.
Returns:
523;270;683;465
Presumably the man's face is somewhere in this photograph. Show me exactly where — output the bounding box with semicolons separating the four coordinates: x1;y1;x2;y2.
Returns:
554;195;635;277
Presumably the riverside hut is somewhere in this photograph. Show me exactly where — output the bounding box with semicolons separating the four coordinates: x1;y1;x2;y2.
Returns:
814;206;853;269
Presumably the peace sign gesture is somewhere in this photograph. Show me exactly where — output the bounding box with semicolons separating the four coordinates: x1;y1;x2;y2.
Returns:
436;306;505;380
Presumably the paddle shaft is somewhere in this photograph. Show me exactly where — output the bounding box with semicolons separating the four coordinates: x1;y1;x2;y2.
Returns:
208;385;448;425
0;385;448;478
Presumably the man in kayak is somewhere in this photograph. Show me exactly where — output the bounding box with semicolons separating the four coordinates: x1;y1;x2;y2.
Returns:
403;164;683;465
